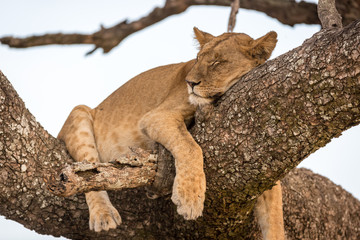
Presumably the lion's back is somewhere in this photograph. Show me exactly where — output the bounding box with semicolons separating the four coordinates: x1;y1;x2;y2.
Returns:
91;60;195;161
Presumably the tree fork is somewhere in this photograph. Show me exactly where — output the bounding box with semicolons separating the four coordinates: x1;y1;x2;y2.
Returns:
0;19;360;239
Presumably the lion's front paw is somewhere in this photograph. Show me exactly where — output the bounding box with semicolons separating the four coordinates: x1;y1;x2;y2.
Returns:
171;171;206;220
89;203;122;232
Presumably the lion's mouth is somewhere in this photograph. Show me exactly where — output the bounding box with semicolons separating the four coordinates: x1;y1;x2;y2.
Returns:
190;91;203;98
191;91;222;100
188;85;222;105
189;91;222;105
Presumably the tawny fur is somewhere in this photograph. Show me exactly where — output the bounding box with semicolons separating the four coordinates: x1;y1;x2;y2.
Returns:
58;27;283;239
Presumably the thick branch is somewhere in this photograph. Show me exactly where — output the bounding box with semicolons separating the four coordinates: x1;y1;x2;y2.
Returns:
318;0;343;28
282;168;360;240
195;0;319;26
2;0;358;54
46;148;157;197
1;20;360;239
196;0;358;26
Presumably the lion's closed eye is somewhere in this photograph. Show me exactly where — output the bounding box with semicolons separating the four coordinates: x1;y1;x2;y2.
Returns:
211;60;220;67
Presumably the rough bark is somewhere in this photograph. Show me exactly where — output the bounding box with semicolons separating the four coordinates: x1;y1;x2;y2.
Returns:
46;148;157;197
318;0;343;28
0;0;359;54
1;18;360;239
282;168;360;240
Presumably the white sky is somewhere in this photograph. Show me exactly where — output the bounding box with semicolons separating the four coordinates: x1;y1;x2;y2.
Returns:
0;0;359;239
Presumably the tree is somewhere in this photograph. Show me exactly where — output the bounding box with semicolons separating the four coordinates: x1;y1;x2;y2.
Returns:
0;0;359;239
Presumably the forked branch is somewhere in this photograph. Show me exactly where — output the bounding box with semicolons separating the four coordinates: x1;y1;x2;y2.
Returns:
2;0;358;54
0;0;322;54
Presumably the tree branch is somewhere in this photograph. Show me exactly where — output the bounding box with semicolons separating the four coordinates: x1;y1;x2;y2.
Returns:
0;0;190;54
1;0;358;54
1;19;360;239
282;168;360;240
318;0;343;28
227;0;240;32
46;148;157;197
193;0;320;26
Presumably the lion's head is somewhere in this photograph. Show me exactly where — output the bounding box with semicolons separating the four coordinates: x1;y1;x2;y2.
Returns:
186;27;277;105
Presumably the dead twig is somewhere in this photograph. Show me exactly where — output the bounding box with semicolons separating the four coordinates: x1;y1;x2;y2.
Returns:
228;0;240;32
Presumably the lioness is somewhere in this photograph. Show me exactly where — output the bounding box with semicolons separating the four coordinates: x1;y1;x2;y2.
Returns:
58;27;284;239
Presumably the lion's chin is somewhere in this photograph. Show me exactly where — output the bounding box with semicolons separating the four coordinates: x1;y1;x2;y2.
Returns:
188;93;213;106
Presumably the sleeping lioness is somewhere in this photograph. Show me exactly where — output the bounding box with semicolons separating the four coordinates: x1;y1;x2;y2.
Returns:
58;27;284;239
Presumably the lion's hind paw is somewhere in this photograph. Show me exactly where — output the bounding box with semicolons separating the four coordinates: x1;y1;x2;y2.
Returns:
89;203;122;232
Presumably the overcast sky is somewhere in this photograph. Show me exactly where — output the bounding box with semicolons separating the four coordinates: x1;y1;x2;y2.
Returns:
0;0;359;239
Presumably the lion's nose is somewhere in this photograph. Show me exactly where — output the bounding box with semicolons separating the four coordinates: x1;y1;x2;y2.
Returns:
186;80;201;89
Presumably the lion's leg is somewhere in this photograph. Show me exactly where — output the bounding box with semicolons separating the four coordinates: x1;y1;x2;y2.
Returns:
58;105;121;232
254;180;285;240
139;110;206;220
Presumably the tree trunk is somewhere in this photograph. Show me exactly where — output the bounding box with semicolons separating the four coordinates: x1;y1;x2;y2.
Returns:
0;19;360;239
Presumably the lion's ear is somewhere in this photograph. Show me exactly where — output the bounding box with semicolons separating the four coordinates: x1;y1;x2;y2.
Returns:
194;27;215;48
250;31;277;61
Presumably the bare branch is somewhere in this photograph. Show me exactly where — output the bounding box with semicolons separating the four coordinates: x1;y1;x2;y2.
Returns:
0;1;190;54
318;0;343;28
1;0;358;54
227;0;240;32
193;0;320;26
0;33;93;48
45;148;157;197
0;0;322;54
